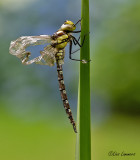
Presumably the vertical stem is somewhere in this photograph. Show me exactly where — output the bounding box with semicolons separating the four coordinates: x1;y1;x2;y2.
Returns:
76;0;91;159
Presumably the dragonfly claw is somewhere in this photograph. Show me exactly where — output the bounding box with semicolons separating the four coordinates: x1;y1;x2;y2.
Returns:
82;59;91;64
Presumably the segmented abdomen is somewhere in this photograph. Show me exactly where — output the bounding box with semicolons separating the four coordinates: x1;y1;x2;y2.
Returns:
55;51;77;133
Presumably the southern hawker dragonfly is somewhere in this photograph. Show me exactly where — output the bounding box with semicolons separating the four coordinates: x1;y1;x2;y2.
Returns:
9;19;89;133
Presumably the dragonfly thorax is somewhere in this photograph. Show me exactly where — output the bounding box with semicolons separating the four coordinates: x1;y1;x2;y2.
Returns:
52;30;69;49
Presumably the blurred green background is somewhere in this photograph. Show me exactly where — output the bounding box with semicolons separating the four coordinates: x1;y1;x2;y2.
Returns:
0;0;140;160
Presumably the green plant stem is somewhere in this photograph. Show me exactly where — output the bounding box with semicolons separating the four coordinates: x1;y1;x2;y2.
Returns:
76;0;91;160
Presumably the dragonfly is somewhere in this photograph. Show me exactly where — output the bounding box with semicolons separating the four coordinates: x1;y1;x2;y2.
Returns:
9;19;89;133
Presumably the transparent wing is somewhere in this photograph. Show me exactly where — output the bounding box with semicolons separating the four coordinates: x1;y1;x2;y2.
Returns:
40;46;65;66
9;35;52;65
40;45;57;66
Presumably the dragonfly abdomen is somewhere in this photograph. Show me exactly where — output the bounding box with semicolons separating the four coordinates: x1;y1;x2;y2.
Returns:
55;51;77;133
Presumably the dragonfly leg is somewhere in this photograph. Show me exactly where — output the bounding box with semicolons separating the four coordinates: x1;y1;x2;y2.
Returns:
70;34;85;55
71;48;80;54
69;40;88;64
70;35;81;54
72;36;80;45
71;32;90;54
71;34;86;47
71;30;81;33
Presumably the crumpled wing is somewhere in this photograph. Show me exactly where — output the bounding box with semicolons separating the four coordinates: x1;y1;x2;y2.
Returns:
40;45;65;66
40;45;56;66
9;35;52;65
39;45;57;66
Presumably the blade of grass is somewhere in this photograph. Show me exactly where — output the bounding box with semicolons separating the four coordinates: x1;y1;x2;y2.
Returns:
76;0;91;159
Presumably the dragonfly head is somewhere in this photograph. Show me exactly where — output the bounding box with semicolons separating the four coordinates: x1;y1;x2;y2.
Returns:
60;20;76;32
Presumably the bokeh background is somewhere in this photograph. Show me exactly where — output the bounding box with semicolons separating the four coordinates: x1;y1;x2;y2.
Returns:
0;0;140;160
